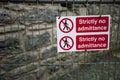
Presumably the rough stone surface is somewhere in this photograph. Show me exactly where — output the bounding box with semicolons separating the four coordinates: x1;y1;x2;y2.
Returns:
0;25;25;34
50;54;120;80
19;8;58;25
24;32;51;50
0;2;120;80
79;7;87;15
16;74;37;80
0;53;37;71
4;63;38;79
35;68;45;79
0;9;16;24
0;37;22;55
4;3;26;11
88;4;99;15
47;61;60;73
62;60;73;69
42;46;57;59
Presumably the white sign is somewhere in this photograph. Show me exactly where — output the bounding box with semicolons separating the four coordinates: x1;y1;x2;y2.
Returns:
57;15;110;52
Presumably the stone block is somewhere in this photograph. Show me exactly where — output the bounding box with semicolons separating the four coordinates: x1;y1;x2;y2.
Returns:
0;25;25;34
1;53;37;71
0;9;16;25
34;68;45;80
24;32;51;50
79;8;87;15
0;37;22;55
16;74;37;80
19;8;58;25
42;46;57;59
4;3;27;11
62;60;73;69
47;61;60;73
88;4;99;15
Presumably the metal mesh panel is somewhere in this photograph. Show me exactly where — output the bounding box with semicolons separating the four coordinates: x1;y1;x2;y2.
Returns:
0;0;120;80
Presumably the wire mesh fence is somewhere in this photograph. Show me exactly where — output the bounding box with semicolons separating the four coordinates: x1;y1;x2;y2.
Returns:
0;0;120;80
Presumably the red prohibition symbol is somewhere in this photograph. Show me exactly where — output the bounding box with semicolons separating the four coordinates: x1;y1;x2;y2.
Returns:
59;18;74;33
59;36;74;50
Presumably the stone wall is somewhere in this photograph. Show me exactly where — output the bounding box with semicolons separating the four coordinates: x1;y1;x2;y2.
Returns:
0;2;120;80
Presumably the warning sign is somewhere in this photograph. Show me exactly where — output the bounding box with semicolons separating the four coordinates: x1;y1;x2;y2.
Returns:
59;36;74;50
59;18;74;33
76;34;108;50
57;15;110;52
76;16;109;33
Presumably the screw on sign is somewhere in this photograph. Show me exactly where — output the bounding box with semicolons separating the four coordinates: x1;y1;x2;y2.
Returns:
59;36;74;50
59;18;74;33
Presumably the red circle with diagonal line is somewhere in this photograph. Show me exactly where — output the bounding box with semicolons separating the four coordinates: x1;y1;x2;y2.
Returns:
59;18;74;33
59;36;74;50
